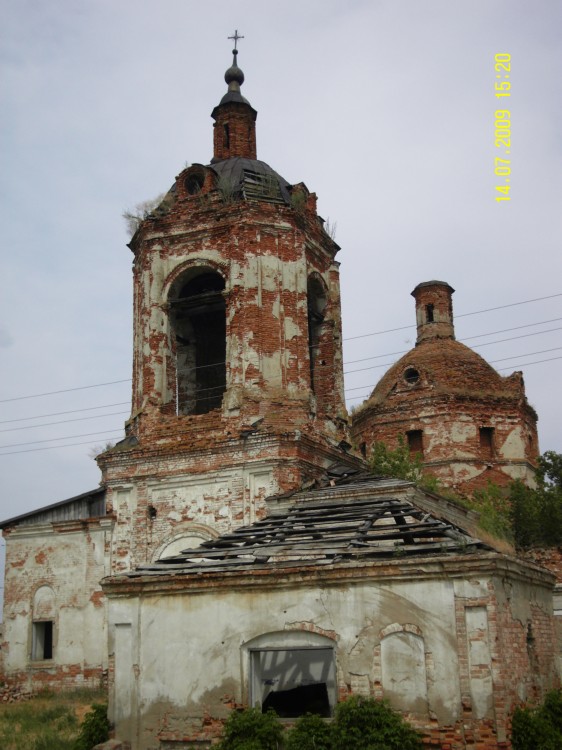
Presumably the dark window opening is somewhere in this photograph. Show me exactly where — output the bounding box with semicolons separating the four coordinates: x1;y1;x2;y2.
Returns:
360;442;367;458
425;304;434;323
307;278;327;394
170;271;226;415
407;430;424;458
251;647;335;719
404;367;420;385
185;171;204;195
479;427;494;458
223;124;230;149
32;621;53;660
263;683;331;718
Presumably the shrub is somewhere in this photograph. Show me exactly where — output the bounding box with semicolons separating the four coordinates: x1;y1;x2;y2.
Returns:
74;703;110;750
331;696;422;750
511;690;562;750
216;708;283;750
285;713;333;750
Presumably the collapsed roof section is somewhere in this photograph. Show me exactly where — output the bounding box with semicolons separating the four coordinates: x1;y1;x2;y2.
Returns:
126;476;489;578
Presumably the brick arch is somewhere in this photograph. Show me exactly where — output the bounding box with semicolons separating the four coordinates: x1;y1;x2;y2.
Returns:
153;523;219;562
379;623;429;717
32;584;56;620
163;258;228;301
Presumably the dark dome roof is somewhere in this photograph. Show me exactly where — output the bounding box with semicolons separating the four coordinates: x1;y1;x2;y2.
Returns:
209;157;291;204
363;337;524;409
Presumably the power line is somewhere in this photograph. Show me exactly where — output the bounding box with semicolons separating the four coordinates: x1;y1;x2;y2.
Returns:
0;379;131;405
0;429;126;451
1;295;560;406
343;328;562;375
0;356;560;454
342;293;562;341
0;411;130;434
0;437;125;457
488;347;562;364
344;355;562;399
461;317;562;341
0;402;130;426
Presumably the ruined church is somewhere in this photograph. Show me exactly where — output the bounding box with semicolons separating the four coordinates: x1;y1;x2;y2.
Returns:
1;44;559;750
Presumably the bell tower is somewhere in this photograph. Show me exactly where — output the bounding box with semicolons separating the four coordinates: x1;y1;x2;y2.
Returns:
97;41;355;571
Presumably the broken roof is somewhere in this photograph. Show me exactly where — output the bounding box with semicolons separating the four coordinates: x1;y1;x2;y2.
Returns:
125;477;489;579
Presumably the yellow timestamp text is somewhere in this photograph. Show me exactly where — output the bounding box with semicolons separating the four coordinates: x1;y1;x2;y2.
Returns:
494;54;511;201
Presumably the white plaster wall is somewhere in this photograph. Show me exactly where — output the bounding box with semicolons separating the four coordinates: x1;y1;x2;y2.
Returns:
2;523;110;682
109;575;470;748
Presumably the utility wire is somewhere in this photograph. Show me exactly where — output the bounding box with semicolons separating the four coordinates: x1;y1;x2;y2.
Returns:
0;437;125;457
344;355;562;398
3;321;560;408
0;411;130;434
342;292;562;341
0;355;560;456
0;429;126;451
0;402;130;426
0;379;131;404
1;298;560;407
343;330;562;375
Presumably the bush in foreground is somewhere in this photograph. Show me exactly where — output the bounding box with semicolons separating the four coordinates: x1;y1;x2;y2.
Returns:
511;690;562;750
217;697;422;750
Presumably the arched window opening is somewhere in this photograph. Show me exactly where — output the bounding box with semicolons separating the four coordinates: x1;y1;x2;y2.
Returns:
307;277;327;394
245;632;336;718
170;270;226;415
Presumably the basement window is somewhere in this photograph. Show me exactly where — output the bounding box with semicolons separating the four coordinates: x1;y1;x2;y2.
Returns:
170;270;226;415
479;427;495;458
32;621;53;660
407;429;424;458
251;648;336;718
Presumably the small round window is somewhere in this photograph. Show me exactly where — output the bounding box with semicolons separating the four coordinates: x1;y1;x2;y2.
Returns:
404;367;420;385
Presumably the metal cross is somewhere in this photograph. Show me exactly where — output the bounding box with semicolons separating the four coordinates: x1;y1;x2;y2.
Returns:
228;30;244;50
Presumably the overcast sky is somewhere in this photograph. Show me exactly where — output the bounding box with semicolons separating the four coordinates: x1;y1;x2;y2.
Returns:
1;1;561;541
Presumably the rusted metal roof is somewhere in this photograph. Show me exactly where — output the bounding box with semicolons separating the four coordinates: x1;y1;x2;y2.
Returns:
127;478;487;578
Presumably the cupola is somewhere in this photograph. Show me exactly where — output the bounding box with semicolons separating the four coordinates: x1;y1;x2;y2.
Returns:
211;39;257;162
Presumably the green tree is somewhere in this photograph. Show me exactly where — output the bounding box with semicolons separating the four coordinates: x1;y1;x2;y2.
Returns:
509;452;562;549
368;438;441;492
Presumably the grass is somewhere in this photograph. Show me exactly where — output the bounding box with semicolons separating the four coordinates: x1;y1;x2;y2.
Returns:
0;689;107;750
